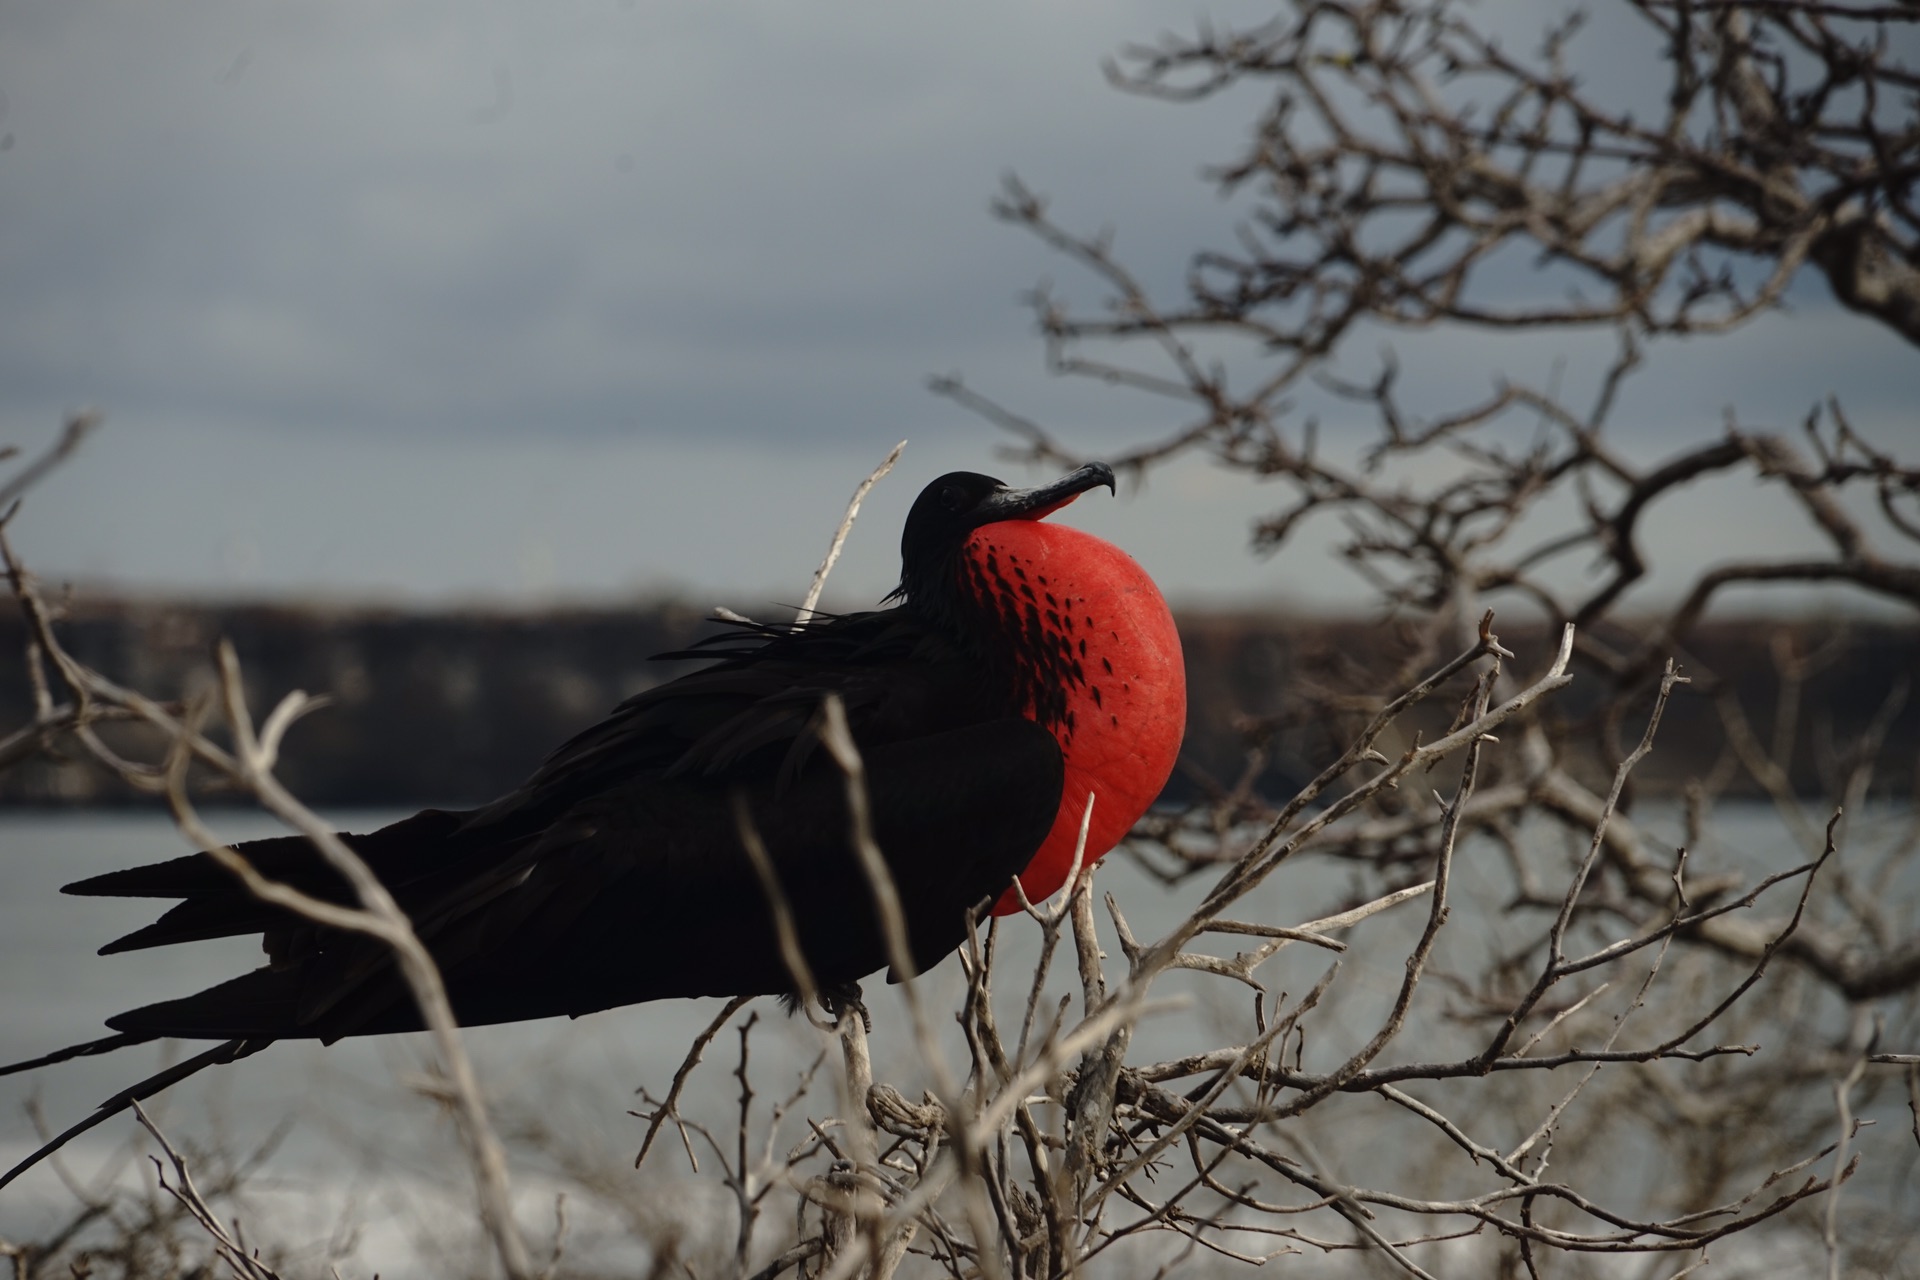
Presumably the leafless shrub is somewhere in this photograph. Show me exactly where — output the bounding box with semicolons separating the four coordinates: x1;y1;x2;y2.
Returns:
0;1092;293;1280
5;2;1919;1275
1;449;1912;1277
910;0;1920;1273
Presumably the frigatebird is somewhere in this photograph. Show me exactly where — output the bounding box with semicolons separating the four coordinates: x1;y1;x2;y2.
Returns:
0;462;1185;1187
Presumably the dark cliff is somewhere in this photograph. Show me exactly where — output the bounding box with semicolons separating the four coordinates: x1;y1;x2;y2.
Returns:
3;599;1913;805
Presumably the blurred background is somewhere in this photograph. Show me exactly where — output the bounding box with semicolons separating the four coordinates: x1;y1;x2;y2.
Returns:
2;1;1917;1276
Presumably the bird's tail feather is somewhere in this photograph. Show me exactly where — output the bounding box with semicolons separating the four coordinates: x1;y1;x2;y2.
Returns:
0;1030;158;1079
0;1037;270;1191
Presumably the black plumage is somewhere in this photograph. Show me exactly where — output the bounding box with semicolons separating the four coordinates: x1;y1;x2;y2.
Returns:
0;464;1118;1190
72;611;1063;1041
42;464;1120;1046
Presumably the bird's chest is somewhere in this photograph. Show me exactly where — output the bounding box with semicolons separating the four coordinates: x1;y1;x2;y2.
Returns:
957;522;1186;909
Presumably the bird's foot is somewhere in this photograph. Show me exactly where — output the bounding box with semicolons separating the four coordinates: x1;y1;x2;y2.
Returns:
819;982;871;1034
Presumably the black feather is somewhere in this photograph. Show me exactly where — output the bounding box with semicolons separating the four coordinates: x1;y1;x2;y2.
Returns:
72;608;1061;1043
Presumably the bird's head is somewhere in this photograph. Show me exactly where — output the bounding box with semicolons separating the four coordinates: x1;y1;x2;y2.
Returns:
892;463;1116;608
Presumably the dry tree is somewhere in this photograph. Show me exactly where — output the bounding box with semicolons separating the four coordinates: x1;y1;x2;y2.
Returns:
4;2;1919;1277
912;0;1920;1274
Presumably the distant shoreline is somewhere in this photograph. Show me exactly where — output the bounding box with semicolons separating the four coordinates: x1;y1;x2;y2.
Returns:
5;597;1914;805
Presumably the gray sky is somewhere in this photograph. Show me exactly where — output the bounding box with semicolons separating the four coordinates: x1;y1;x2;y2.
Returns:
3;1;1915;615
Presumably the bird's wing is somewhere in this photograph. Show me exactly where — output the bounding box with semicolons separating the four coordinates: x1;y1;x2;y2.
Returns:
96;715;1064;1041
67;807;485;954
479;609;952;826
66;610;953;958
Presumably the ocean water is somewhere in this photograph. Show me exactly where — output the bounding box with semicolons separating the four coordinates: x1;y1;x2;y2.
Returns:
0;803;1911;1274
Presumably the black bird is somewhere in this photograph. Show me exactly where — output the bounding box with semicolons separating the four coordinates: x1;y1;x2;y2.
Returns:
0;462;1185;1187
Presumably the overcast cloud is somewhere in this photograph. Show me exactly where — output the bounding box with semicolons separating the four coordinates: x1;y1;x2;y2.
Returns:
2;2;1914;613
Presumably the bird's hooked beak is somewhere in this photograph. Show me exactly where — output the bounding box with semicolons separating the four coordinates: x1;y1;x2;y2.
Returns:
976;462;1117;525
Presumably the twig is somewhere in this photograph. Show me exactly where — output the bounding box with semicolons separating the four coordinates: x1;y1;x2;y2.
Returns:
798;440;906;621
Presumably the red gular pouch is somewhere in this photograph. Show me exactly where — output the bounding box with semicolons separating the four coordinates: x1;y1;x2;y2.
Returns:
955;518;1186;914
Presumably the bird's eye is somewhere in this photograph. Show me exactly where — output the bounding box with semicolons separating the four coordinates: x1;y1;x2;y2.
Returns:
940;485;967;512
